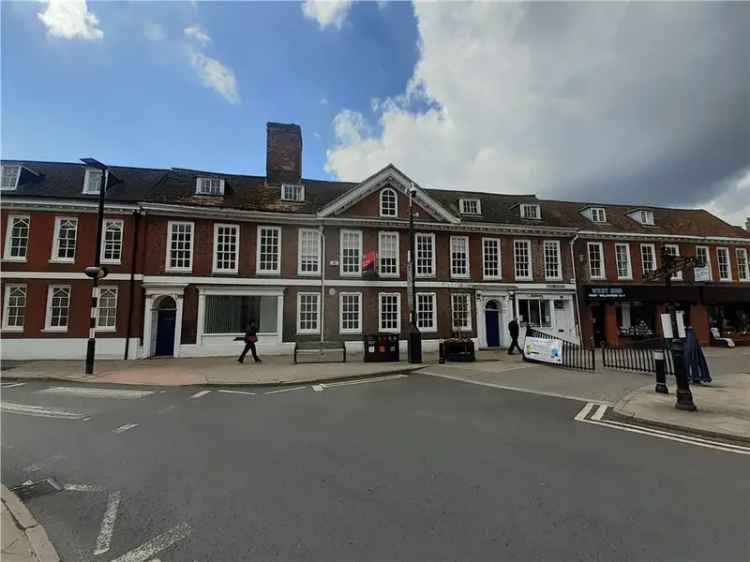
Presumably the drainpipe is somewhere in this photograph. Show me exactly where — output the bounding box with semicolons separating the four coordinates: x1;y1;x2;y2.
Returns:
319;225;326;344
569;234;583;345
124;210;141;360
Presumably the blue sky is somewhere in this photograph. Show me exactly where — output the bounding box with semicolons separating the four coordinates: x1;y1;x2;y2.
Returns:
2;2;748;226
1;1;418;179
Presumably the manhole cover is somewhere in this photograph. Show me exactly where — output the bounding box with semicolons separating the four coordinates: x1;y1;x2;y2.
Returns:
10;478;62;500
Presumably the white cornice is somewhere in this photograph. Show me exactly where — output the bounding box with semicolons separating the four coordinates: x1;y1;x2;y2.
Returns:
0;197;138;214
138;202;320;224
577;230;750;245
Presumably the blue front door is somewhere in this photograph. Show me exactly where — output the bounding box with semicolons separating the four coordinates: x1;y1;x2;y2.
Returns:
485;310;500;347
155;310;176;356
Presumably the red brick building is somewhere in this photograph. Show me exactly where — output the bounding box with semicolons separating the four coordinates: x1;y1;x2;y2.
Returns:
1;123;748;359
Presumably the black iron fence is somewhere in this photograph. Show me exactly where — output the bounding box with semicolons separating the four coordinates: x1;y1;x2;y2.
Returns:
524;328;595;371
600;338;674;376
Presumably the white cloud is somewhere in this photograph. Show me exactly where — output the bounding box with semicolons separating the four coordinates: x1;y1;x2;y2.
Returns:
37;0;103;41
704;169;750;228
184;25;211;45
188;49;240;104
301;0;353;30
325;3;748;215
144;22;165;42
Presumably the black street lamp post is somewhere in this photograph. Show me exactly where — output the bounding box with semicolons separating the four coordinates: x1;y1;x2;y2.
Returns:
81;158;110;375
407;183;422;363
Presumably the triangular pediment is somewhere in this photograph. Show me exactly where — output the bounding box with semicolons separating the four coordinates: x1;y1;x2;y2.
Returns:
318;164;459;223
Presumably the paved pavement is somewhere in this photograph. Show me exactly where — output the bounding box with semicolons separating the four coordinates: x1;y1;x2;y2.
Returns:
2;375;749;561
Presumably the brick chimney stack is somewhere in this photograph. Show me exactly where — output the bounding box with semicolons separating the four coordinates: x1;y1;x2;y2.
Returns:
266;122;302;185
746;217;750;232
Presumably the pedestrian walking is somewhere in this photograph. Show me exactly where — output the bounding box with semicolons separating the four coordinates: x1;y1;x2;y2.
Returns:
237;321;262;364
507;318;523;355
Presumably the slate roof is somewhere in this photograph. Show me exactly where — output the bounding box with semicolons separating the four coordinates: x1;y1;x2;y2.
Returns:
2;159;747;238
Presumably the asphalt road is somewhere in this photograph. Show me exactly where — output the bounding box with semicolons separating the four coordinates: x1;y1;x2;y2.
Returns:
2;375;749;562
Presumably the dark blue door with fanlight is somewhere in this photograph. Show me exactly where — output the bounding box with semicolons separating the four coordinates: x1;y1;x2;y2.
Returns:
155;310;176;356
485;301;500;347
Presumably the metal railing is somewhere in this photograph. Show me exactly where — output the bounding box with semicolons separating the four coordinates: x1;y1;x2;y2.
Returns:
600;339;674;376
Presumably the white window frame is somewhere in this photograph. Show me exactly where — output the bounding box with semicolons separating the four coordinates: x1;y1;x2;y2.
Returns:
101;218;124;265
212;223;240;274
281;183;305;202
379;188;398;217
196;177;225;196
378;231;400;278
297;228;321;276
51;217;78;263
2;283;26;332
296;292;321;334
482;237;502;280
415;232;436;278
543;240;562;281
451;293;472;332
513;239;533;281
736;248;749;282
587;242;605;280
378;292;401;333
1;165;21;191
695;246;712;281
340;229;363;277
339;291;362;334
45;285;71;332
96;286;118;332
450;236;470;278
165;221;194;273
3;214;30;262
590;207;607;223
638;210;655;225
664;244;682;280
640;243;657;275
459;198;481;215
520;204;541;220
614;243;633;280
256;226;282;275
416;292;438;333
717;247;732;281
82;168;106;195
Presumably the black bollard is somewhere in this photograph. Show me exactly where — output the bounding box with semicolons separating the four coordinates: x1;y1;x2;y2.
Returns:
670;338;697;411
654;350;668;394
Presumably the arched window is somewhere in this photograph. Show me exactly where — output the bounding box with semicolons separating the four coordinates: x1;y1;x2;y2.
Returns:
380;188;398;217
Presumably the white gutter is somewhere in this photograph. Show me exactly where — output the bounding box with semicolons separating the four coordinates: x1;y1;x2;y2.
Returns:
577;230;750;244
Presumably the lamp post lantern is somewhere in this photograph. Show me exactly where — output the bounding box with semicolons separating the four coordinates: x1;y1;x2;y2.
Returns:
81;158;110;375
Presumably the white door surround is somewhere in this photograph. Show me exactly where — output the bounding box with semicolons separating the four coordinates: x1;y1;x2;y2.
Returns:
142;284;187;358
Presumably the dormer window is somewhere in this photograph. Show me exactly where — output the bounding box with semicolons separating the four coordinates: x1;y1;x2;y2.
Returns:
281;183;305;202
196;177;225;196
82;168;107;194
1;165;21;191
590;207;607;223
628;209;655;225
459;198;481;215
380;188;398;216
520;204;541;220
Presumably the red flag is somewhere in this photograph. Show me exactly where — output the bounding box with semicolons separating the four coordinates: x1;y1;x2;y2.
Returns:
362;250;377;271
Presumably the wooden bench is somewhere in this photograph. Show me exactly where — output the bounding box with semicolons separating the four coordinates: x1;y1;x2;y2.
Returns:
293;340;347;364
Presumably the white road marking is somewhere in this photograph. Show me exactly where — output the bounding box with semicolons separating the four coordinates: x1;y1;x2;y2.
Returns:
217;389;256;396
109;522;192;562
312;384;324;392
591;404;608;421
0;382;26;389
113;423;139;434
1;401;87;420
189;390;211;399
265;386;308;395
93;490;122;555
64;483;105;492
421;371;613;406
574;402;750;456
318;374;407;390
39;387;154;399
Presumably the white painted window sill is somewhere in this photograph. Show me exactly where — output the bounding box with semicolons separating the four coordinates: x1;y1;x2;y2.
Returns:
1;327;24;333
49;259;75;264
2;257;27;263
42;328;68;333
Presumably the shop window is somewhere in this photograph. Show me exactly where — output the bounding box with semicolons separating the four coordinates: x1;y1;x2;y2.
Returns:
204;295;278;334
616;301;656;338
517;299;551;328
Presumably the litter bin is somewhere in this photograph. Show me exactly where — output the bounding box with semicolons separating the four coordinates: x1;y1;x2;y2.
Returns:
363;334;400;362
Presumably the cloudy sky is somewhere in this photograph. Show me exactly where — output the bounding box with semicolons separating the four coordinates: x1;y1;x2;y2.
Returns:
2;1;748;226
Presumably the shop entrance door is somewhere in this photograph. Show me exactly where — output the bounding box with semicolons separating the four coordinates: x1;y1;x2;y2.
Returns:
591;304;606;346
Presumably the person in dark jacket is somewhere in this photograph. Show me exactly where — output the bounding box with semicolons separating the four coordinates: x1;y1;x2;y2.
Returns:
238;321;261;364
507;318;523;355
